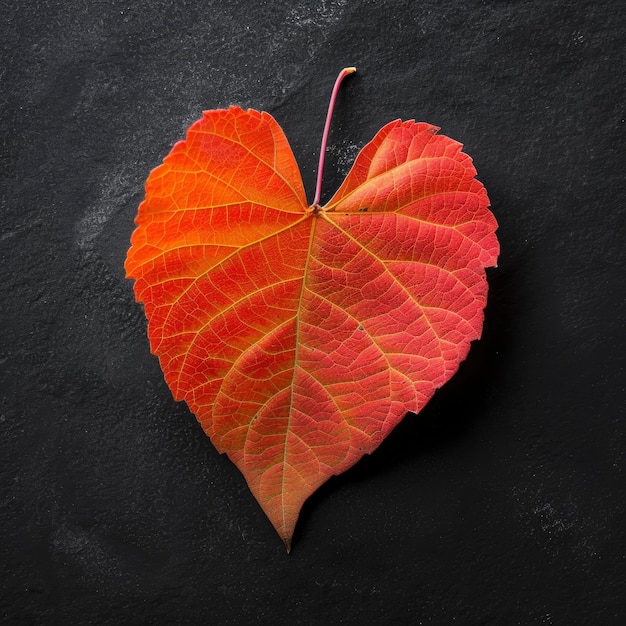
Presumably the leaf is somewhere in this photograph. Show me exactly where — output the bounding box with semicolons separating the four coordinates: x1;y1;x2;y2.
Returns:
125;97;499;550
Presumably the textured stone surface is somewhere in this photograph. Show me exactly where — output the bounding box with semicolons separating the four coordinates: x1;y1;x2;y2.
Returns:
1;0;624;623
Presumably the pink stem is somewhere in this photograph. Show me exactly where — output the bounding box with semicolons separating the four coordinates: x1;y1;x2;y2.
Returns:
312;67;356;206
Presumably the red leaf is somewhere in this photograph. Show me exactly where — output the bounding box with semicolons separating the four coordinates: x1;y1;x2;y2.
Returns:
126;79;499;550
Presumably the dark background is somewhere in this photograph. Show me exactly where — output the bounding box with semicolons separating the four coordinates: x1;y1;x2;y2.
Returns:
2;0;625;623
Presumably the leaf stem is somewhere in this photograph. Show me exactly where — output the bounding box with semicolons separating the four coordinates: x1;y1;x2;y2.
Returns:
313;67;356;207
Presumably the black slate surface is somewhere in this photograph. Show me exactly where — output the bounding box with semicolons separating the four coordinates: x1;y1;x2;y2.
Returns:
2;0;625;624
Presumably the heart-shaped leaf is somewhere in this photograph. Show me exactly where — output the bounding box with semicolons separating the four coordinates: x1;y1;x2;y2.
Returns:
126;70;499;550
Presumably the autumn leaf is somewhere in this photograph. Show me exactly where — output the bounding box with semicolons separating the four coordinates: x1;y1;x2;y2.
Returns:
125;68;499;551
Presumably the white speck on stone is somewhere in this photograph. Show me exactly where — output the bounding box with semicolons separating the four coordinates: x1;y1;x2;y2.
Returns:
327;140;361;176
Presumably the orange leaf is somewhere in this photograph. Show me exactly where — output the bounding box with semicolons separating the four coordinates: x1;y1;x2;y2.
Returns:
125;73;499;551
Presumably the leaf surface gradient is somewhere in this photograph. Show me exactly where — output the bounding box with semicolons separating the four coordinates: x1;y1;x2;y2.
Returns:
125;106;499;549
